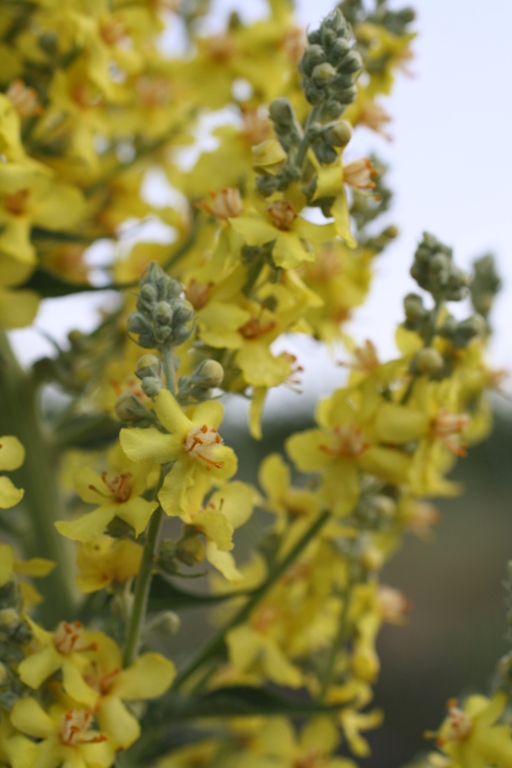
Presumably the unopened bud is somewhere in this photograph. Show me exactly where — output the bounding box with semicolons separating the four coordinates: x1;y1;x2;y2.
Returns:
176;537;205;567
268;98;294;126
324;119;352;147
141;377;163;399
313;141;338;164
155;301;174;326
146;610;181;637
192;359;224;388
114;393;150;423
415;347;444;374
340;50;363;74
140;283;158;303
330;38;351;63
403;293;426;325
312;62;336;84
300;44;326;75
322;100;344;119
372;495;396;519
172;298;194;327
128;312;152;335
352;646;380;683
135;354;162;380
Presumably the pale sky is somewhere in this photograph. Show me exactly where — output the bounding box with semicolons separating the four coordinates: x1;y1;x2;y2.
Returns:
11;0;512;412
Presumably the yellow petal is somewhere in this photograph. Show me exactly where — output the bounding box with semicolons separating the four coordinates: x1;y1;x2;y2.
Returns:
96;695;140;750
55;506;116;544
18;644;61;689
120;425;178;465
62;660;98;708
154;389;190;436
205;542;243;583
117;497;158;536
10;698;55;739
0;476;23;508
249;386;267;440
0;435;24;470
286;429;332;473
113;652;175;700
375;403;429;443
14;557;56;577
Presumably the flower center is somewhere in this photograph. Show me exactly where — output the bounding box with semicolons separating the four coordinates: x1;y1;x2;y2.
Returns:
187;279;213;310
84;663;120;695
199;188;243;220
431;409;470;456
101;471;133;502
136;75;170;108
53;621;96;654
4;189;30;216
240;316;276;340
266;199;297;231
343;158;379;190
184;424;224;470
59;710;107;746
6;80;42;117
437;700;473;746
320;424;370;457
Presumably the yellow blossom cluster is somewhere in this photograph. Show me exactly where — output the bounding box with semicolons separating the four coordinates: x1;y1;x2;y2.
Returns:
0;1;509;767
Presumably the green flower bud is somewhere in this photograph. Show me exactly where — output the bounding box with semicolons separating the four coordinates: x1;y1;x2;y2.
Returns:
38;31;58;54
403;293;426;326
415;347;444;374
176;536;205;567
304;82;325;105
141;376;163;399
330;38;351;64
172;323;194;345
146;611;181;637
268;98;294;126
114;393;150;423
300;44;326;75
191;359;224;388
128;312;152;336
451;314;486;348
372;495;397;519
340;50;363;74
324;119;352;147
155;301;174;325
140;283;158;303
334;84;358;104
256;175;281;197
172;298;194;327
322;100;344;119
313;140;339;165
307;30;321;45
135;354;162;380
312;62;337;84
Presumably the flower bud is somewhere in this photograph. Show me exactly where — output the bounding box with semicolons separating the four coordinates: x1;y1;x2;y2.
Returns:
176;536;205;567
155;301;174;326
300;44;326;75
403;293;426;325
415;347;444;374
146;610;181;637
324;119;352;147
191;359;224;388
268;98;294;126
322;100;344;120
141;376;163;399
128;312;152;336
340;50;363;74
313;141;338;165
352;646;380;683
140;283;158;303
256;175;281;197
172;298;194;327
312;62;337;84
135;354;162;380
330;38;351;63
304;82;325;105
114;393;150;423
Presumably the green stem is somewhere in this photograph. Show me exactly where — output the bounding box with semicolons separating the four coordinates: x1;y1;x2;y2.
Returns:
295;105;320;173
172;509;331;691
122;506;164;668
0;332;75;626
162;346;176;395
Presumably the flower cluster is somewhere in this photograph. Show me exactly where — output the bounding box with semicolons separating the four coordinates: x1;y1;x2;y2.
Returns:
0;1;508;767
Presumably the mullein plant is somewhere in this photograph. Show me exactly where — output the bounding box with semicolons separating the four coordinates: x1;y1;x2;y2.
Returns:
0;1;507;766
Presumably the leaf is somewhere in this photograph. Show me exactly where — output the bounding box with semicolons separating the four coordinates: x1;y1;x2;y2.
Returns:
148;574;252;611
155;686;354;721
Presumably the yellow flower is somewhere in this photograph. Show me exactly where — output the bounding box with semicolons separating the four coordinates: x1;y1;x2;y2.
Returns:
428;692;512;768
84;632;175;749
75;536;143;593
259;453;319;533
0;710;37;768
0;541;55;607
10;698;115;768
230;198;336;270
55;455;158;544
18;619;99;707
0;435;24;509
120;389;237;516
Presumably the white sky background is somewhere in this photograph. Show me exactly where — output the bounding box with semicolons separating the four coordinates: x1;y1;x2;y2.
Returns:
10;0;512;415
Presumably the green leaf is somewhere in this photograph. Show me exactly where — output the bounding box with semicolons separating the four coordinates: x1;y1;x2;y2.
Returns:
148;574;252;611
155;686;353;721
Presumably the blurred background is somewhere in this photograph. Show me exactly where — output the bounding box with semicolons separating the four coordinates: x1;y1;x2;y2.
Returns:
8;1;512;765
